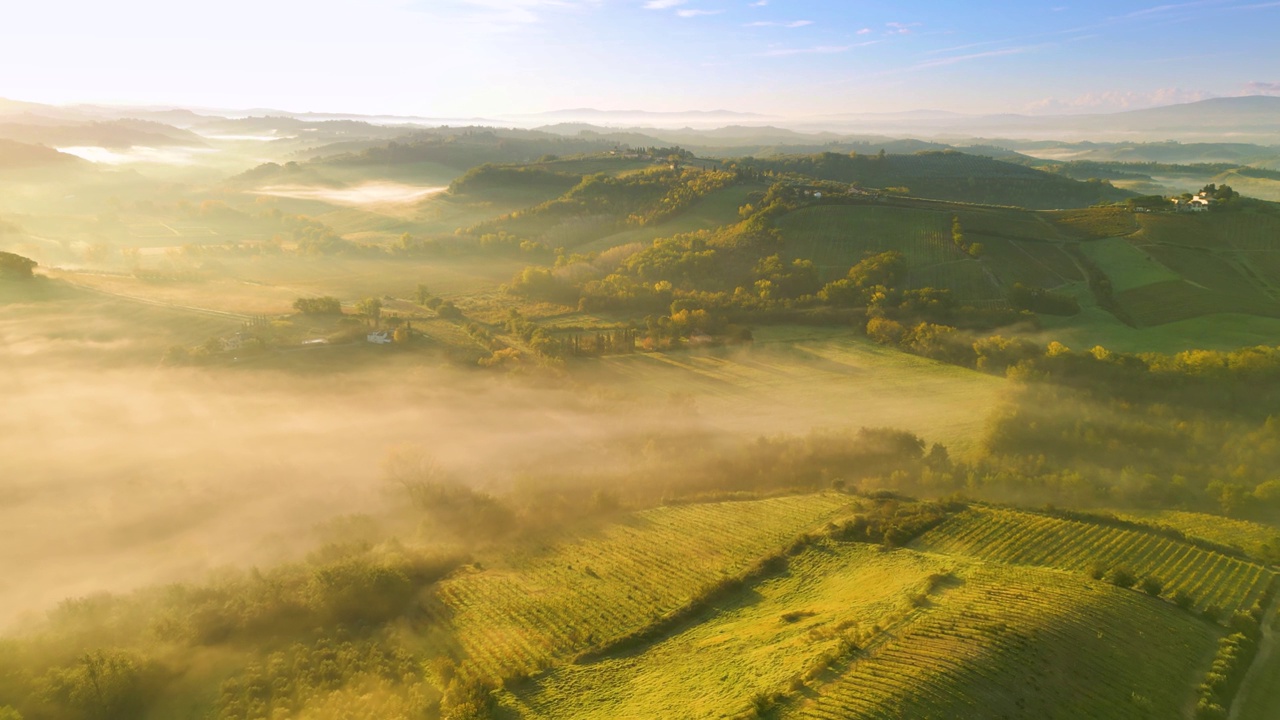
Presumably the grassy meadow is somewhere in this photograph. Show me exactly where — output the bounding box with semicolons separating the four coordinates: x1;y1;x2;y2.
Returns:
585;326;1004;455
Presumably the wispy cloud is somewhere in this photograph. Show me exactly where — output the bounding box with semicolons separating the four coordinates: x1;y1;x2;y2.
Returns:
885;21;921;35
745;20;813;27
856;27;872;34
913;45;1039;69
1117;0;1227;20
759;42;879;57
676;7;722;16
749;0;767;5
1244;80;1280;94
643;0;685;8
431;0;599;26
760;45;850;57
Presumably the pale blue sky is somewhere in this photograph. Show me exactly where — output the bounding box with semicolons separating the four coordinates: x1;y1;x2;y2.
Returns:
2;0;1277;117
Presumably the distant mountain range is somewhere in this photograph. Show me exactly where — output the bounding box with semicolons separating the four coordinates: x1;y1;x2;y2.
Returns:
497;97;1280;143
0;95;1276;166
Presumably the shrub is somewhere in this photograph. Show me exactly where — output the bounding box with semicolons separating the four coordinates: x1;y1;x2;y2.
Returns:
292;296;342;314
1139;576;1163;597
1106;566;1137;589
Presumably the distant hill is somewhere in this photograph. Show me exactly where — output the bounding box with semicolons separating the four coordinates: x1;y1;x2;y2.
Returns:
996;139;1280;165
0;139;85;168
306;128;636;171
992;96;1280;143
736;150;1134;209
0;118;206;148
533;107;766;120
782;96;1280;143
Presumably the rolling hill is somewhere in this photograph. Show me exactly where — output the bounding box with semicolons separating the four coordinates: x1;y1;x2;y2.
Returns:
1;492;1269;720
735;150;1135;209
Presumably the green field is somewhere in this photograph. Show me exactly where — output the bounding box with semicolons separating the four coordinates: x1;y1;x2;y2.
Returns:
431;494;856;684
498;541;941;719
1036;309;1280;354
914;507;1276;616
1114;509;1280;561
1116;279;1280;326
775;205;1022;302
787;562;1217;720
973;234;1076;288
776;205;956;278
1044;206;1139;240
0;279;242;364
576;183;761;253
952;206;1062;241
492;505;1229;720
46;253;525;317
1076;236;1180;292
585;326;1006;456
777;204;1093;303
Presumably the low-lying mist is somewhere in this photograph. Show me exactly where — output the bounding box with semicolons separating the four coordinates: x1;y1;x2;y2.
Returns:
250;182;448;206
0;290;994;632
0;354;716;629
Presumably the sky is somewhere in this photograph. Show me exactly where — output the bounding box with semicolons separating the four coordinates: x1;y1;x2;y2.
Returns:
1;0;1277;118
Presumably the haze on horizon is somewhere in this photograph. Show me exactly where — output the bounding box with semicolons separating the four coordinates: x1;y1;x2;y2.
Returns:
2;0;1278;119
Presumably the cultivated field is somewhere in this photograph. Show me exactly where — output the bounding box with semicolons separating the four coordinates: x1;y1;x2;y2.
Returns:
501;542;956;719
577;183;762;253
1115;509;1280;561
786;562;1218;720
585;326;1006;455
431;494;856;684
915;507;1276;616
777;205;956;277
1076;237;1180;292
488;504;1228;720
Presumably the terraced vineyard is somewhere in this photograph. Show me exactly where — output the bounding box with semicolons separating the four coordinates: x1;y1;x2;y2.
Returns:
426;493;856;683
500;542;949;719
1115;509;1280;561
499;531;1224;720
914;507;1276;616
786;562;1218;720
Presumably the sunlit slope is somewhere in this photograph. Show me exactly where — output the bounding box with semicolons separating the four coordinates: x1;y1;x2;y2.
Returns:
429;494;855;684
586;327;1005;454
774;199;1280;332
576;183;763;253
785;562;1217;720
1114;509;1280;562
735;151;1136;209
1116;210;1280;325
0;491;1259;720
914;507;1276;616
775;203;1081;304
1058;207;1280;325
501;537;1220;720
500;542;952;719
